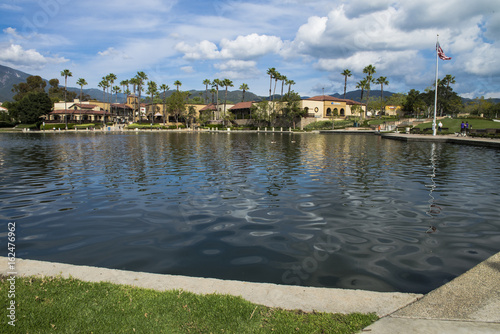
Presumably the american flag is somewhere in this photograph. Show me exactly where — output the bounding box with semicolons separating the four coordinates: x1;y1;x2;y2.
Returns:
437;42;451;60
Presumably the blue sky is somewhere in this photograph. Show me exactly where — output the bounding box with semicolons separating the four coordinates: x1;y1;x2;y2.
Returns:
1;0;500;99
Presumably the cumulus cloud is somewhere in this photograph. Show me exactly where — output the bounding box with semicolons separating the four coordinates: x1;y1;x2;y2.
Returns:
176;33;284;60
0;44;68;69
214;60;260;79
175;40;220;60
219;34;283;59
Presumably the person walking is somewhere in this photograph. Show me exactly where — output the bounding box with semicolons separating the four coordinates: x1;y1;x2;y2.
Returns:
461;121;465;136
438;121;443;132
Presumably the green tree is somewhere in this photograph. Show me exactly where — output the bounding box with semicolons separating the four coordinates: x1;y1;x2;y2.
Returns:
375;76;389;116
60;69;72;128
250;100;272;127
386;93;407;108
120;80;129;100
212;79;222;120
112;86;121;103
167;90;186;128
174;80;182;91
362;65;376;117
222;78;233;124
76;78;88;103
403;89;427;117
146;81;158;122
12;75;47;101
203;79;211;104
135;72;148;123
266;67;276;101
239;83;249;102
186;105;197;128
356;78;368;101
98;78;109;125
159;84;169;124
286;79;295;95
341;69;352;99
129;77;139;122
9;91;52;124
280;74;287;98
281;92;305;129
423;75;461;117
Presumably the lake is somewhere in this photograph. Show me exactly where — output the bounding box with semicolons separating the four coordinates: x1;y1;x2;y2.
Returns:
1;131;499;293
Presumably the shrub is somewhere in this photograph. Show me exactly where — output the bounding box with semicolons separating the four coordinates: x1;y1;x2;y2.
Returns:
0;121;16;128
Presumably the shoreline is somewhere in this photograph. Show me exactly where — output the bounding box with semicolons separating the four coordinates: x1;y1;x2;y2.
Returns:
2;128;500;149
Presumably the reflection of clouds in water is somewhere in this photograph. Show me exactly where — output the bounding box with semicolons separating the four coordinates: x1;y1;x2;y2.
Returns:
2;133;500;293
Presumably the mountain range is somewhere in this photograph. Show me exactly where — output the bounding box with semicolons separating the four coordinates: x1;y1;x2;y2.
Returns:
1;64;498;105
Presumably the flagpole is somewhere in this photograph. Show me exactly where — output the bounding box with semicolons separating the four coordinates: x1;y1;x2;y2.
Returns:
433;35;439;136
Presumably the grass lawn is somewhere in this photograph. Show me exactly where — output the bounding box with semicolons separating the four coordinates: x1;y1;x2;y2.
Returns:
414;118;500;133
1;275;377;333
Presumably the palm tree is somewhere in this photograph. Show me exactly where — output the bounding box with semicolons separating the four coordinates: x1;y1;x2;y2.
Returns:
273;71;281;101
442;74;456;116
98;78;109;125
266;67;276;101
106;73;117;114
363;64;376;117
174;80;182;91
75;78;87;123
212;79;222;120
135;71;148;123
120;79;129;102
375;76;389;116
146;81;158;123
222;78;233;124
356;79;368;101
112;86;120;102
60;69;72;128
76;78;87;102
159;84;169;124
239;83;249;102
286;79;295;95
203;79;211;104
129;77;139;122
341;69;352;99
280;75;287;98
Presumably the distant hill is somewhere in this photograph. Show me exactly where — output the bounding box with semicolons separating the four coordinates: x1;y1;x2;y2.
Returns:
2;64;499;105
330;90;395;102
0;64;33;101
0;64;122;102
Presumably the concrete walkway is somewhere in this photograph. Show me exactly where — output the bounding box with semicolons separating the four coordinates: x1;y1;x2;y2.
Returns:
380;132;500;148
1;252;499;332
363;251;500;333
0;257;419;317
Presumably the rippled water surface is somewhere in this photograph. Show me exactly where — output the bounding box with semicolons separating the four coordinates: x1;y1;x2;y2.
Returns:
1;132;499;293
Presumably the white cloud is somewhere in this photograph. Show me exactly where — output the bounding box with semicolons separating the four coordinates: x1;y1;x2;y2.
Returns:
220;34;283;59
98;47;131;60
462;43;500;76
181;66;194;73
0;44;68;70
175;40;221;60
176;34;284;60
214;60;260;79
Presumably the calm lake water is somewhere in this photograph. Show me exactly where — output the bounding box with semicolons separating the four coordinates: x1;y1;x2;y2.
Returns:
1;132;499;293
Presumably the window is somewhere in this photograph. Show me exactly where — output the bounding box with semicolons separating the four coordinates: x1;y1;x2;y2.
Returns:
326;107;332;116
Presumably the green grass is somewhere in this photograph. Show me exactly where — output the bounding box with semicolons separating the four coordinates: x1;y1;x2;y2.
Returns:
414;118;500;133
304;120;355;130
0;275;377;333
